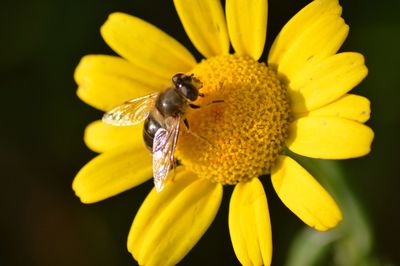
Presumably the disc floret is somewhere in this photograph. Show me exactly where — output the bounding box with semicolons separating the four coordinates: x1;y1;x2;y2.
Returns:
176;55;291;184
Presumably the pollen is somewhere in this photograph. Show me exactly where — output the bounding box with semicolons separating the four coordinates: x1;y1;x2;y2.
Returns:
175;55;291;185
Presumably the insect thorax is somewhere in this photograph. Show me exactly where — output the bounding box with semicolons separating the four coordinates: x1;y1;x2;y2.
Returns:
155;88;188;117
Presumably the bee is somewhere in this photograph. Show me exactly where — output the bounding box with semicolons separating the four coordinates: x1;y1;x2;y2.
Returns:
102;73;205;192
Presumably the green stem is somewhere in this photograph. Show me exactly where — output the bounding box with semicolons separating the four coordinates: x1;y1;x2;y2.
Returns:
286;156;379;266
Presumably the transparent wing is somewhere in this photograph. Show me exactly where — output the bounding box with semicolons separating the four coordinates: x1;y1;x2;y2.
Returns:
102;93;158;126
152;116;180;192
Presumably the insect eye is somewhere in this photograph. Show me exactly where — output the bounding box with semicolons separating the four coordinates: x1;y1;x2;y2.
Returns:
179;85;198;101
172;73;184;88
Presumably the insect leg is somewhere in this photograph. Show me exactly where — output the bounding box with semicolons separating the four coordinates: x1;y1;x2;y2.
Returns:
189;103;201;109
190;100;224;110
204;99;224;105
183;118;190;130
171;158;178;182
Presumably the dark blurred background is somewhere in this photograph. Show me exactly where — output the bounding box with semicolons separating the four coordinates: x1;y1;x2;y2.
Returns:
1;0;399;265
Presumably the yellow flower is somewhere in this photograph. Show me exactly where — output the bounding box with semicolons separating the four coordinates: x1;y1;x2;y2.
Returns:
73;0;373;265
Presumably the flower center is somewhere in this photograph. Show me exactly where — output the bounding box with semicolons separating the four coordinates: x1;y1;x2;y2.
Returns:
175;55;291;185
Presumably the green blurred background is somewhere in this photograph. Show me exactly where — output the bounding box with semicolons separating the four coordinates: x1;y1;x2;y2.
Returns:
1;0;399;265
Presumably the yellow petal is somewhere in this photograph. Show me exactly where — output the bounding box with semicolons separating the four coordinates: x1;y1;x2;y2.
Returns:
75;54;169;90
75;55;163;111
268;0;342;66
268;0;347;80
297;94;371;123
226;0;267;60
287;117;374;159
174;0;229;58
72;145;152;203
101;13;196;79
229;178;272;266
288;52;368;113
128;168;222;266
271;156;342;231
84;120;144;153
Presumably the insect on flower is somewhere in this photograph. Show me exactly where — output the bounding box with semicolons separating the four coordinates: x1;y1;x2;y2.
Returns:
103;73;207;192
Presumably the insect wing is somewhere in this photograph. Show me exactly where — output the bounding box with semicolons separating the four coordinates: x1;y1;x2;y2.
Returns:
152;117;180;192
102;93;158;126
